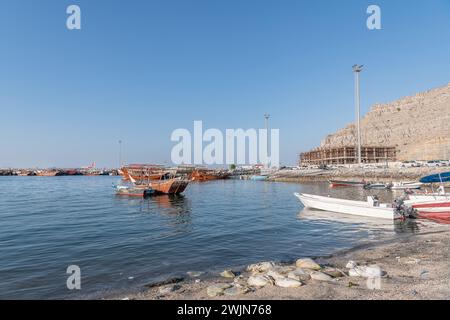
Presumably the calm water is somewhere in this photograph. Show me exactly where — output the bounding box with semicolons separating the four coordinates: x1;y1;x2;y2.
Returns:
0;176;423;299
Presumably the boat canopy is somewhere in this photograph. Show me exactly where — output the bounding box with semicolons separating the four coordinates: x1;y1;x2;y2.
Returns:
419;172;450;184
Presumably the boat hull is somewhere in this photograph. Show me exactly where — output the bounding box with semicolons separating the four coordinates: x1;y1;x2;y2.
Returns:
417;211;450;220
148;178;189;194
115;187;155;197
329;180;366;188
391;182;423;190
191;170;230;181
294;193;396;220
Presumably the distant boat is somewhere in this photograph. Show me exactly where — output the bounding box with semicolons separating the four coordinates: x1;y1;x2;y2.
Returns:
391;181;423;190
250;175;268;181
120;167;189;195
364;182;392;190
328;180;366;187
419;172;450;184
294;193;404;220
115;184;155;197
191;168;230;181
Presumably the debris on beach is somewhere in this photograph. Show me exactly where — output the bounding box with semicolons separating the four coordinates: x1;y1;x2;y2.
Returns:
322;267;346;278
396;257;421;264
159;284;181;295
348;265;384;278
187;271;204;278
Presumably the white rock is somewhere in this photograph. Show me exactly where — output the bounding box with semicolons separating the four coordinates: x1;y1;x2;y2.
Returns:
289;268;311;281
295;258;321;270
322;267;345;278
346;260;357;269
275;266;296;275
310;271;333;281
206;283;232;297
247;275;271;287
267;270;285;280
220;270;236;278
275;278;302;288
246;262;275;274
223;286;250;296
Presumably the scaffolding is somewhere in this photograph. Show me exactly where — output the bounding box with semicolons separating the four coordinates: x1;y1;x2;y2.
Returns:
299;146;396;166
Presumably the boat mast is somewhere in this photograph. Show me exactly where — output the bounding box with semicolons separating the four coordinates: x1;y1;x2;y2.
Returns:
353;65;363;166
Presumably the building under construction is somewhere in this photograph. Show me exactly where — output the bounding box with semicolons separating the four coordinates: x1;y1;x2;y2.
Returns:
299;146;396;166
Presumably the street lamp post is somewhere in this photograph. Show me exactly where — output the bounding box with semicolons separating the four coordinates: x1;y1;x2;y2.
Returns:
264;113;270;168
118;140;122;169
352;65;363;166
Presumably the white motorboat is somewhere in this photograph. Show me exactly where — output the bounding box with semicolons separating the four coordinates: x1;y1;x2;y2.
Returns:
391;181;423;190
294;193;401;220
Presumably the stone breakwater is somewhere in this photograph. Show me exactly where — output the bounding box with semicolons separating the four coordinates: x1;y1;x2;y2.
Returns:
320;83;450;161
269;167;450;183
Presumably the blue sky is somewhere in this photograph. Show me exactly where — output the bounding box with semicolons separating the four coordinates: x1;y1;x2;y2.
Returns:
1;0;450;168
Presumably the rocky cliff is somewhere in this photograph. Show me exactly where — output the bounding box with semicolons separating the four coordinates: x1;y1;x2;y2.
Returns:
320;83;450;161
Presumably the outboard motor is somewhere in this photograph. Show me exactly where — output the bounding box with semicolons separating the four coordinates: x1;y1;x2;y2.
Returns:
393;197;417;219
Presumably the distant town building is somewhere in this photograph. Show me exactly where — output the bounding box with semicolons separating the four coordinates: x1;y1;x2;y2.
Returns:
299;146;396;166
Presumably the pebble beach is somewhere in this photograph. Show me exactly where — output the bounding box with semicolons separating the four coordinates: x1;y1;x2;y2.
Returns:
113;222;450;300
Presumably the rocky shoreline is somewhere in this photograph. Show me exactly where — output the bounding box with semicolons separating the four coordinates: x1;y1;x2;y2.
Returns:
112;222;450;300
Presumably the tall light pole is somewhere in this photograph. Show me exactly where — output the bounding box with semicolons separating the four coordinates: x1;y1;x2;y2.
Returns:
118;140;122;169
264;114;270;168
352;65;363;165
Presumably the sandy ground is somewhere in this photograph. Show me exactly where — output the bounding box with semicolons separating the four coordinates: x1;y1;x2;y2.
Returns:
113;223;450;301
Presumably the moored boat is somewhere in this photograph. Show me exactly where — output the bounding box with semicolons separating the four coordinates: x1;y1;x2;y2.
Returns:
364;182;392;190
419;172;450;184
294;193;406;220
190;168;230;181
250;175;268;181
148;177;189;194
115;185;156;197
120;167;189;195
328;180;366;187
391;181;423;190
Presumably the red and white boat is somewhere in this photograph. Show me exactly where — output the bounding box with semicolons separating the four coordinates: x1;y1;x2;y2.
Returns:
405;197;450;219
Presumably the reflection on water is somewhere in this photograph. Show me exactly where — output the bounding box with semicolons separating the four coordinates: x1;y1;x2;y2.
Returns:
299;208;421;234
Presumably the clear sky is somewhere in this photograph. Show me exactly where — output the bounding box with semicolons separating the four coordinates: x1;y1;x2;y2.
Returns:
1;0;450;168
